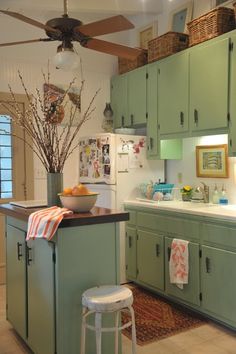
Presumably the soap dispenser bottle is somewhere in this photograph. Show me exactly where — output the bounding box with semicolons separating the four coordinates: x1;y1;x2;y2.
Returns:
212;184;219;204
219;185;228;205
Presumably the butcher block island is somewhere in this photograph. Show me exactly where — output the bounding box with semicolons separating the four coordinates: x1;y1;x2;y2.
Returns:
0;204;129;354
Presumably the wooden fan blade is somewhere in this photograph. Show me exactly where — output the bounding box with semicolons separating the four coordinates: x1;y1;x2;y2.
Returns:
0;10;61;34
84;38;142;60
75;15;134;37
0;38;52;47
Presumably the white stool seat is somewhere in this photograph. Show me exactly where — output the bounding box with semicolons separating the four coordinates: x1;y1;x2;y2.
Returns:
80;285;136;354
82;285;133;312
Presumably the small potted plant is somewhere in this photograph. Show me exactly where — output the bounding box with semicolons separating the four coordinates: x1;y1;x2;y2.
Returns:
181;185;193;201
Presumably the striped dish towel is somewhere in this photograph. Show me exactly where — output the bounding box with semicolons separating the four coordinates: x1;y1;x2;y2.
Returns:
26;206;73;241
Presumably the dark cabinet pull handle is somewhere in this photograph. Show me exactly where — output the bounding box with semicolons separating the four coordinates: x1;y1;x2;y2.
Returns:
230;138;232;147
128;236;132;248
168;247;171;261
121;116;124;127
180;111;184;126
130;114;134;126
150;137;153;150
26;246;33;266
156;244;160;257
194;109;198;125
17;242;23;260
205;257;211;273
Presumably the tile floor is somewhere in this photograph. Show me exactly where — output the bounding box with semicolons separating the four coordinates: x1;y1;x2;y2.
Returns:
1;284;236;354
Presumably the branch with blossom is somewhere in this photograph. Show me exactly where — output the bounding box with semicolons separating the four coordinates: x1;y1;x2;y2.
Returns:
0;70;100;173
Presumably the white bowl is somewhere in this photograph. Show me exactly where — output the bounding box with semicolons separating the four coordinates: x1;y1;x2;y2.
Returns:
59;193;98;212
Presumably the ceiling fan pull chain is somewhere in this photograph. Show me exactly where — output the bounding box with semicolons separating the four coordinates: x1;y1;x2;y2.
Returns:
63;0;68;17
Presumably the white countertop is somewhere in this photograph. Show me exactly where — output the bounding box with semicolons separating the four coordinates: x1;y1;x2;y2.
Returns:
124;199;236;222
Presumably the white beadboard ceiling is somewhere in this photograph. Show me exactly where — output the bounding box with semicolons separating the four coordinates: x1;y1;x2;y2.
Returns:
0;0;163;16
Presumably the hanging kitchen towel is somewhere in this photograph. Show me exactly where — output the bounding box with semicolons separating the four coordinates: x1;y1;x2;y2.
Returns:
26;206;73;241
169;238;189;290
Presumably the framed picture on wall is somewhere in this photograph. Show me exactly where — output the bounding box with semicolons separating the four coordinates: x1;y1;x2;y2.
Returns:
196;144;229;178
211;0;234;8
138;22;158;49
168;1;193;33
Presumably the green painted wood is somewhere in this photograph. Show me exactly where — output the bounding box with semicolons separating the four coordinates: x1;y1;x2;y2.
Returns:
165;237;200;306
202;222;236;250
125;226;137;280
56;223;120;354
111;74;128;128
146;63;159;158
228;36;236;156
125;209;136;226
158;51;189;136
137;230;164;290
128;66;147;126
201;245;236;325
27;239;55;354
6;225;27;340
190;38;229;133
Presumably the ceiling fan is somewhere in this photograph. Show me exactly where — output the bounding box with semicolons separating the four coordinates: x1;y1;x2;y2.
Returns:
0;0;142;61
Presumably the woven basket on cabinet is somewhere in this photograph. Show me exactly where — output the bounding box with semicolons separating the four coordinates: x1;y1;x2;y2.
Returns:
118;50;147;74
187;7;235;47
148;32;189;63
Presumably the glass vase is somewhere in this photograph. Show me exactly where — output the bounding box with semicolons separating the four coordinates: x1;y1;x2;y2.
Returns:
47;173;63;207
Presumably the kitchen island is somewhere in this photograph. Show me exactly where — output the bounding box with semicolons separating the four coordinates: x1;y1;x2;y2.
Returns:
0;204;129;354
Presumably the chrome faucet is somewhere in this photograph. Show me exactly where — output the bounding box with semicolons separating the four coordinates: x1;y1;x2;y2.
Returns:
201;182;209;203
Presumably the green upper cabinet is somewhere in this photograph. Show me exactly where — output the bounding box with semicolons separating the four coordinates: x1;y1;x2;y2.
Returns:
146;62;159;158
111;74;128;129
228;35;236;156
158;51;189;137
189;37;230;134
127;66;147;126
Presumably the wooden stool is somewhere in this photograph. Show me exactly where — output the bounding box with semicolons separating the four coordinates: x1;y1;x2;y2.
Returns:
80;285;136;354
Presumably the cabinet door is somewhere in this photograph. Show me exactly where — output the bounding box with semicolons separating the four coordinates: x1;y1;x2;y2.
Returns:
165;237;200;306
27;239;55;354
190;38;229;133
137;230;164;290
111;74;128;128
228;35;236;156
201;245;236;326
6;225;27;340
125;226;137;280
128;66;147;126
158;51;189;136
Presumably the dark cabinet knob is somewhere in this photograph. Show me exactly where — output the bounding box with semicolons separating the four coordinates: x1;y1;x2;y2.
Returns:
17;242;23;261
194;109;199;125
180;111;184;126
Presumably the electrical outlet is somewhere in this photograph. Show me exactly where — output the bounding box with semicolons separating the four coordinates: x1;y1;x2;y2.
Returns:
177;172;182;184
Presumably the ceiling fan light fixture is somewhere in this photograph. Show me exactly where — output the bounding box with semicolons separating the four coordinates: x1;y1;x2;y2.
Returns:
53;44;80;71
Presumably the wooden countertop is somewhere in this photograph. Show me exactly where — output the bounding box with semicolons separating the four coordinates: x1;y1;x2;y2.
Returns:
0;204;129;227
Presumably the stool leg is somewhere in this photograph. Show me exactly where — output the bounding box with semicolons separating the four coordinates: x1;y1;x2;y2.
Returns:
80;307;87;354
95;312;102;354
129;306;137;354
115;311;119;354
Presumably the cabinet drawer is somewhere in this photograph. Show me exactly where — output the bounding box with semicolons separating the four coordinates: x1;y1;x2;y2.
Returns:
168;217;200;241
202;223;236;249
137;212;168;232
126;210;136;225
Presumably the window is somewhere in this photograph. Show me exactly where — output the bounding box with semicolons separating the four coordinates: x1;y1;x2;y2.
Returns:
0;115;12;199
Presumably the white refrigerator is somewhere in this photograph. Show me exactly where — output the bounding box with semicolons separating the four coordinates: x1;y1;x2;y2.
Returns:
79;133;165;283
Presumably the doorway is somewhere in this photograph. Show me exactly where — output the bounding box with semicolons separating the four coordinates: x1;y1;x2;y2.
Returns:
0;92;34;284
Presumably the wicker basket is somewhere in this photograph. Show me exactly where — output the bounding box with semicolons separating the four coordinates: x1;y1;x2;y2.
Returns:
148;32;189;63
187;7;235;47
118;50;147;74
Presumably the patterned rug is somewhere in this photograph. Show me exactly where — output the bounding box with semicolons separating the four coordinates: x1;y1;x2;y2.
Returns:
122;285;206;345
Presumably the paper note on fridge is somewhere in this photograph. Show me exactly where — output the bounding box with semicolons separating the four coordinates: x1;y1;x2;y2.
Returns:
117;153;129;172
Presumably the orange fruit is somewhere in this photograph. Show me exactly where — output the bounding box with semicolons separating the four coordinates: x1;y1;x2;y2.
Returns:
72;184;90;195
63;187;73;196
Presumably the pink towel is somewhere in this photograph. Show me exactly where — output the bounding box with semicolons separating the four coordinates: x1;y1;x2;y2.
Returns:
169;238;189;289
26;206;73;241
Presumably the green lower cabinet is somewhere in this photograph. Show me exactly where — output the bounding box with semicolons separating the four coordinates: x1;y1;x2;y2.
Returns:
125;226;137;280
165;237;200;306
201;245;236;326
137;230;164;290
6;225;27;340
27;239;55;354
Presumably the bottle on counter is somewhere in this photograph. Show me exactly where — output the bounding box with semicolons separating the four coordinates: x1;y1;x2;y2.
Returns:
219;185;229;205
212;184;219;204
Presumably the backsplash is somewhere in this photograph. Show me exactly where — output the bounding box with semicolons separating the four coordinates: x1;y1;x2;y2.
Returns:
166;134;236;204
